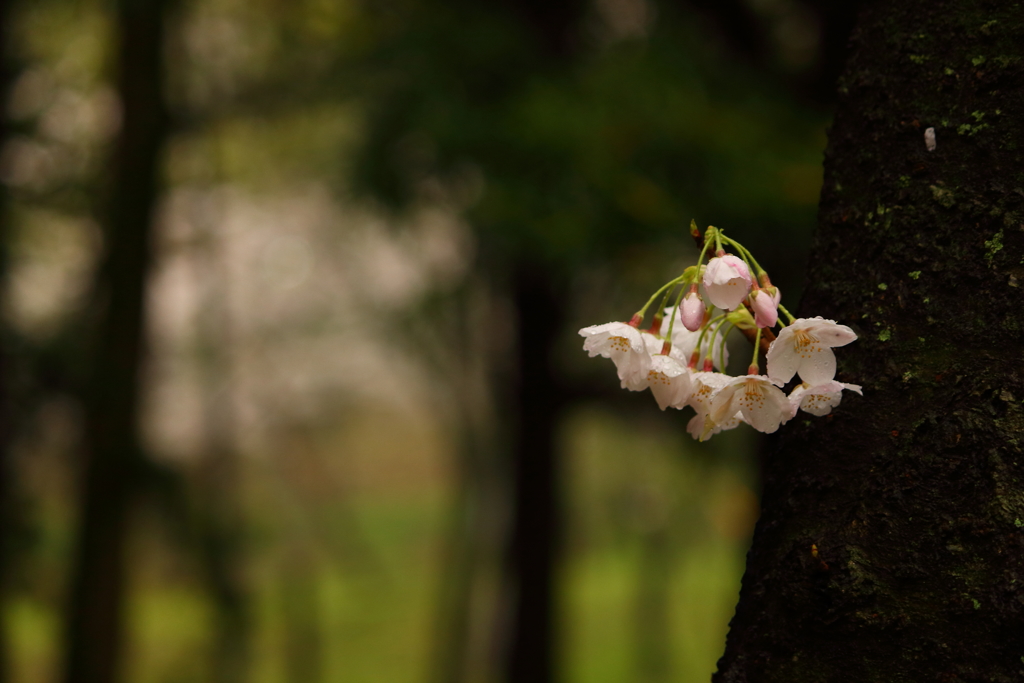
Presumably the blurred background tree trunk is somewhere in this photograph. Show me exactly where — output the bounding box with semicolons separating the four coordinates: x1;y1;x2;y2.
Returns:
714;1;1024;680
60;0;171;680
503;263;567;683
0;0;16;679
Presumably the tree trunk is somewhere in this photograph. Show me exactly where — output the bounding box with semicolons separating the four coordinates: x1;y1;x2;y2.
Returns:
504;263;566;683
714;1;1024;680
0;0;15;679
61;0;170;680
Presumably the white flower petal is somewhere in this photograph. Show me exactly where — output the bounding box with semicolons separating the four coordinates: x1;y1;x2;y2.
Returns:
766;333;799;384
688;371;733;415
797;347;836;386
708;383;741;425
665;311;729;371
767;319;851;386
580;322;644;357
789;381;862;416
712;375;791;434
808;320;858;348
647;355;692;410
687;411;744;440
579;322;652;390
841;382;863;395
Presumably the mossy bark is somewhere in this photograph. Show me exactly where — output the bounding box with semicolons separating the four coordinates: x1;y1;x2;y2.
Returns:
714;1;1024;681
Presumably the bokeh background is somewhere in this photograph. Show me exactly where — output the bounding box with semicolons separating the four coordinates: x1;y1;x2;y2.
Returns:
0;0;856;681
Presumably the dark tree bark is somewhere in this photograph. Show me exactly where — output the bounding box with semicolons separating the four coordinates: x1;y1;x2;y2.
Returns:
714;1;1024;681
61;0;171;680
504;264;567;683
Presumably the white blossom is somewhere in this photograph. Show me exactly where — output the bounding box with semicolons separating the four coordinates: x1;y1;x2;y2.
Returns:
579;321;651;390
788;381;863;417
646;354;693;410
662;308;729;370
710;374;792;434
766;317;857;386
687;371;744;439
687;410;744;440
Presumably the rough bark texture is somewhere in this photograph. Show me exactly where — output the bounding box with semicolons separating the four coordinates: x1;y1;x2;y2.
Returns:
714;1;1024;681
61;0;169;680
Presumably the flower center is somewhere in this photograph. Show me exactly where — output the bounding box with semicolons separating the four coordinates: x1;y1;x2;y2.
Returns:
793;329;822;358
692;382;714;408
609;335;631;352
739;378;767;409
647;370;670;385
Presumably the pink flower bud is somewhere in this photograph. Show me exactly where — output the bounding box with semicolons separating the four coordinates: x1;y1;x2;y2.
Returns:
702;254;752;310
751;286;781;328
681;285;705;331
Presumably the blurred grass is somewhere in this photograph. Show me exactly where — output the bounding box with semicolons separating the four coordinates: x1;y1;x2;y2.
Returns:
564;536;743;683
5;403;754;683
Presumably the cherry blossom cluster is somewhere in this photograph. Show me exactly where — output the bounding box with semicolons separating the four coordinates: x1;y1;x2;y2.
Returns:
579;223;860;440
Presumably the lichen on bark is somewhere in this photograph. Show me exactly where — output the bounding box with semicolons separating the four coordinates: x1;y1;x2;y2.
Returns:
713;1;1024;681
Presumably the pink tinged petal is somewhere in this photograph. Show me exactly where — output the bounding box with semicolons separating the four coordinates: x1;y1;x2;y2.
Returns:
733;378;791;433
642;332;663;354
703;255;753;311
796;342;836;386
580;322;644;357
618;350;653;391
791;381;862;416
787;382;809;417
669;319;729;371
708;382;742;426
814;323;858;347
766;332;800;384
681;290;705;331
579;322;652;389
687;411;744;440
647;355;693;410
769;323;839;386
793;317;858;347
796;381;844;416
710;375;790;434
751;288;780;328
688;372;733;415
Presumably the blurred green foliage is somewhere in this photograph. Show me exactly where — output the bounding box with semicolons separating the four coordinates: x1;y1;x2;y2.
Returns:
353;0;827;279
1;0;832;680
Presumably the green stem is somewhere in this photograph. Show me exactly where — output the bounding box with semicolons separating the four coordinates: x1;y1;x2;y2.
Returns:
778;304;797;324
651;286;675;329
722;235;765;275
695;229;714;271
750;326;762;372
696;313;729;368
664;284;688;341
634;275;686;321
